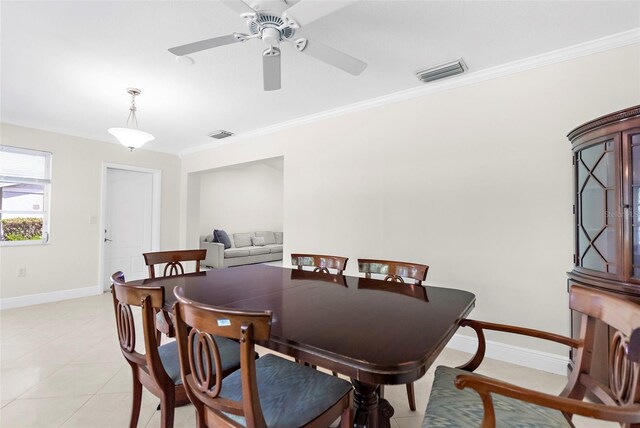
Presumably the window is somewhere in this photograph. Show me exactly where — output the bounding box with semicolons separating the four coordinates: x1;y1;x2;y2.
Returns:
0;146;51;245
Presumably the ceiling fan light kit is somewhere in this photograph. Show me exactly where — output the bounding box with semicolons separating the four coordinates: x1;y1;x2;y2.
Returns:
108;88;155;151
415;58;468;83
168;0;367;91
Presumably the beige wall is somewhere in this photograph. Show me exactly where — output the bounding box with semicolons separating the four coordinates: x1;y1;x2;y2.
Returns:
198;158;283;237
0;124;181;299
181;44;640;354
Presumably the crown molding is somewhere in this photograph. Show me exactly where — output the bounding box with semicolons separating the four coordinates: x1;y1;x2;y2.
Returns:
180;27;640;157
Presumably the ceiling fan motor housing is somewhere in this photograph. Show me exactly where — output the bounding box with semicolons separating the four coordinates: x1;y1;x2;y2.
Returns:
261;27;281;46
247;13;296;45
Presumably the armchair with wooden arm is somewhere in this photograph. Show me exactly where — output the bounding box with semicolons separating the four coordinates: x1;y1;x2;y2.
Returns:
422;285;640;428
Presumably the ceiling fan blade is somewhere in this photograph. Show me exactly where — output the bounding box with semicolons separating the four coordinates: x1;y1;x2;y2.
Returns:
220;0;255;15
283;0;358;27
168;34;240;56
300;39;366;75
263;48;281;91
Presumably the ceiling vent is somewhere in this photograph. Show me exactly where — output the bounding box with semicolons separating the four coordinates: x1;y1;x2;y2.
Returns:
208;130;234;139
415;58;467;83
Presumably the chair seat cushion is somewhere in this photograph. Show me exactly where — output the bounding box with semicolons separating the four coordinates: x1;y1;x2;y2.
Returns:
221;353;352;427
423;366;570;428
158;336;242;386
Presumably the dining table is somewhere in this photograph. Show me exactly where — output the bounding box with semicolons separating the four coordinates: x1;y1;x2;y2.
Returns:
130;264;476;428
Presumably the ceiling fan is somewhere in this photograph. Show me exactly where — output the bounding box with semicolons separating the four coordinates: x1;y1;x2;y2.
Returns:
168;0;367;91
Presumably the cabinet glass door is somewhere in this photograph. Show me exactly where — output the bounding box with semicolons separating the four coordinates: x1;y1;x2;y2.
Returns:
576;139;618;274
629;132;640;278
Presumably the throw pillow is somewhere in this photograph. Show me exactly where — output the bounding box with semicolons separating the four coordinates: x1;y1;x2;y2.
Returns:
214;229;231;249
255;231;276;245
212;229;219;243
251;236;266;246
275;232;283;244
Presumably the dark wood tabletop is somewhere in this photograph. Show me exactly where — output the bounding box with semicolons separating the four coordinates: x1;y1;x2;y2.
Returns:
134;264;475;427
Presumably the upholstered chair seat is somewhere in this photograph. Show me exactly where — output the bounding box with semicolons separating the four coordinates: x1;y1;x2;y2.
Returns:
423;366;569;428
158;337;243;386
421;286;640;427
220;353;353;427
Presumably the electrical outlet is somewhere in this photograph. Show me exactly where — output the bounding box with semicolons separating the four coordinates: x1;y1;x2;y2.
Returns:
18;267;26;277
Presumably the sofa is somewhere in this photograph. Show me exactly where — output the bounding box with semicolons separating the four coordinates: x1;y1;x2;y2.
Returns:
200;230;283;268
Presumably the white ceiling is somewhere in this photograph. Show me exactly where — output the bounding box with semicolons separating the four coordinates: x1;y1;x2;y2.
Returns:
2;1;639;154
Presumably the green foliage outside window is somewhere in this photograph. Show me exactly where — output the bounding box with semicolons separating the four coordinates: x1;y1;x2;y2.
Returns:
1;217;43;241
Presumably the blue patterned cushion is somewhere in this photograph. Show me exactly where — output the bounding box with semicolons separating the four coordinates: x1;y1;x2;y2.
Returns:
220;353;352;427
423;366;570;428
158;336;241;385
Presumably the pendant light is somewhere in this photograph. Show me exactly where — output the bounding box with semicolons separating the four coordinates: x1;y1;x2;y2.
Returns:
108;88;155;151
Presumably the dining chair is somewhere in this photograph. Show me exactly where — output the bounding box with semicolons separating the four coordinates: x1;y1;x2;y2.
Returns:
291;253;348;376
143;249;207;339
423;284;640;427
143;249;207;278
291;253;349;274
111;271;242;428
173;287;354;428
357;258;429;411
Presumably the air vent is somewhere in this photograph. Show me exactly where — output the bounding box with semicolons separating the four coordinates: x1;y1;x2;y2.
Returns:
208;130;234;140
415;58;467;83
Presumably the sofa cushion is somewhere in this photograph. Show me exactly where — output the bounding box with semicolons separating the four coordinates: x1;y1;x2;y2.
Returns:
267;244;283;254
251;236;266;246
214;230;232;249
274;232;283;244
224;248;250;258
248;246;270;256
203;234;214;242
255;231;276;245
233;233;254;248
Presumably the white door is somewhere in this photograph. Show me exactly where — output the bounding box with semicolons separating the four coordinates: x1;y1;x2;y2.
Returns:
103;168;154;289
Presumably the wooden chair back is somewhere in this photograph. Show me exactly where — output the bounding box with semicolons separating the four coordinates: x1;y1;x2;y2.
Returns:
173;287;273;427
110;271;172;386
143;249;207;278
567;285;640;407
358;258;429;285
291;253;348;275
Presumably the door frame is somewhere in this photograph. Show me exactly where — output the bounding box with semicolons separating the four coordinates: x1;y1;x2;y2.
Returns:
98;163;162;292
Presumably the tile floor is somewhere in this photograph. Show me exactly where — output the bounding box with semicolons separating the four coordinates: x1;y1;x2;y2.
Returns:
0;291;615;427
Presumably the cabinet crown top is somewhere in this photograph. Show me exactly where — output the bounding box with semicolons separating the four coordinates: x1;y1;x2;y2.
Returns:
568;105;640;141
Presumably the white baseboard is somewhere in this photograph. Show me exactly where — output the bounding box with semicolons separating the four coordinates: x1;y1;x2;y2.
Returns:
446;333;570;376
0;286;101;310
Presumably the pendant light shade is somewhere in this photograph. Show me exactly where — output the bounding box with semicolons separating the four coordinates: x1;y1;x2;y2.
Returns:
107;127;155;150
109;88;155;150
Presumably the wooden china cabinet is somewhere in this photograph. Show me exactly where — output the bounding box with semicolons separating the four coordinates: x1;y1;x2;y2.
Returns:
568;105;640;380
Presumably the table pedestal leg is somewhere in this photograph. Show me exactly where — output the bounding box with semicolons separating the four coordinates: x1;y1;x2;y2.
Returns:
351;380;395;428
